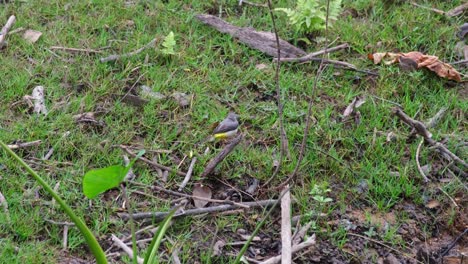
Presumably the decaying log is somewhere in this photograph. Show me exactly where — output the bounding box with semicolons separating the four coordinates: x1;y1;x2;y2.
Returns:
195;14;306;58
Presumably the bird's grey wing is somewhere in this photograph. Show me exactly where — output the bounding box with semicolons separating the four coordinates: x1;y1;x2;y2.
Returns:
213;119;238;134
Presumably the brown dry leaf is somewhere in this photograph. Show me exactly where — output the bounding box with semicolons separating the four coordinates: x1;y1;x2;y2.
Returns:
172;92;190;108
425;199;440;209
23;29;42;43
343;96;366;117
369;51;462;82
192;183;212;208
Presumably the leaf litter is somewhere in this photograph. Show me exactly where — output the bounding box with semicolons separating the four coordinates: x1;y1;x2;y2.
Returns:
369;51;462;82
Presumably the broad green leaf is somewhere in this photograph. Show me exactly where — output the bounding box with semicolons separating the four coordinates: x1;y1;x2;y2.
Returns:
83;165;126;198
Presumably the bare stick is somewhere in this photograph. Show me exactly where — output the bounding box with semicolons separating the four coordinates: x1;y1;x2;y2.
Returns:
0;191;10;223
0;15;16;47
348;233;423;263
178;156;197;191
44;219;75;226
8;27;24;35
259;235;316;264
410;2;446;15
426;107;448;129
239;0;267;7
7;140;42;149
277;43;349;63
446;3;468;16
129;181;249;208
119;199;277;221
120;145;186;176
100;38;157;63
111;234;144;264
63;225;69;250
281;185;292;264
201;134;242;177
416;138;430;183
437;187;458;207
50;46;103;54
451;59;468;65
393;108;467;168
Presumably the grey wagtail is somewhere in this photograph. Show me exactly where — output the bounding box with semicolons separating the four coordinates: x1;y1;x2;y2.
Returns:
210;112;239;141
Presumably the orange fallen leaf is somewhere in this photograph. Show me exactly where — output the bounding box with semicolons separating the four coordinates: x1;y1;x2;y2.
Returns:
368;51;462;82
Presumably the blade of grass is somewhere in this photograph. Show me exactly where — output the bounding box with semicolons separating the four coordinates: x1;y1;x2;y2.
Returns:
143;206;179;264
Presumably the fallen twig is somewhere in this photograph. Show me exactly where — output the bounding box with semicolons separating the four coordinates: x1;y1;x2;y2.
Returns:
178;156;197;191
280;185;292;264
416;138;430;183
410;2;446;15
277;43;349;63
7;140;42;149
239;0;267;7
100;37;157;62
437;187;458;207
129;180;249;208
348;233;422;263
393;108;467;168
44;218;75;226
111;234;144;264
119;199;277;221
195;14;306;58
8;27;24;35
50;46;103;54
120;145;186;176
63;225;69;250
259;235;316;264
451;59;468;65
446;3;468;17
201;134;242;177
0;15;16;47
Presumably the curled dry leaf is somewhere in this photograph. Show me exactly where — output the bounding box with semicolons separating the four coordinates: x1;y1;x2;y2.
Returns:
23;29;42;43
368;51;461;82
343;96;366;117
192;183;212;208
139;85;165;100
172;92;190;108
30;86;47;115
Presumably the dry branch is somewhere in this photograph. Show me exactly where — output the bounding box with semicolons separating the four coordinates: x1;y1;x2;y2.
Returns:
259;235;316;264
119;199;277;221
201;134;242;177
410;2;446;15
120;145;186;176
0;15;16;47
415;138;429;183
277;43;349;63
178;156;197;191
129;181;249;208
195;14;306;58
280;185;292;264
393;108;467;168
111;234;144;264
446;3;468;16
50;46;103;54
100;38;157;62
7;140;42;149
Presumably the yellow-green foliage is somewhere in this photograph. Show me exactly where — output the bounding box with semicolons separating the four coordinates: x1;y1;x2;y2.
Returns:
276;0;342;33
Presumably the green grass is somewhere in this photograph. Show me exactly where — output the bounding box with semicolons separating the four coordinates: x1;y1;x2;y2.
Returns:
1;0;467;262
